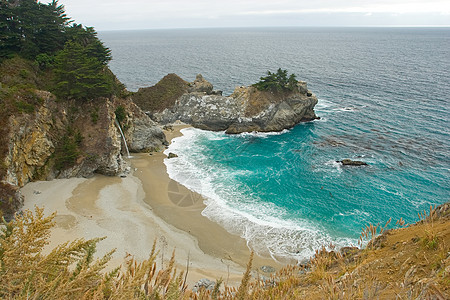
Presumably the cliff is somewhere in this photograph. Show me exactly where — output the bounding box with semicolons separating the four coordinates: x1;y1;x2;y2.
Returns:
3;95;166;183
0;59;167;219
134;74;319;134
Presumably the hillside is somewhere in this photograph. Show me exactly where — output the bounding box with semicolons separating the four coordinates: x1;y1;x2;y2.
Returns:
1;203;448;299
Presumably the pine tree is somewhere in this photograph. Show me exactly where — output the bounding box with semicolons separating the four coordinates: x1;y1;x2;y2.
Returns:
53;40;113;100
0;0;21;59
0;0;70;60
33;0;70;55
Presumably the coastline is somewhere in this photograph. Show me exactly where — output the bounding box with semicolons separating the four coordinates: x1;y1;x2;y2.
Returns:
21;124;281;287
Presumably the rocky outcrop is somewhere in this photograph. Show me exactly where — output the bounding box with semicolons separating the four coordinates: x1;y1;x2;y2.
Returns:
113;98;167;152
4;91;65;186
1;91;167;219
139;74;318;134
132;73;189;113
337;159;368;166
187;74;213;94
2;93;166;186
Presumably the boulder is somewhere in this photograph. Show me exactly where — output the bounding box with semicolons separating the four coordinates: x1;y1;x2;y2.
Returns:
192;278;216;293
188;74;214;94
167;152;178;159
337;159;368;166
114;98;167;153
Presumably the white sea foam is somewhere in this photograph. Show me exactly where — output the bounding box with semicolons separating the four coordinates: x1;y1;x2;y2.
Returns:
333;106;359;112
238;129;290;138
323;160;343;174
315;98;334;111
164;127;359;262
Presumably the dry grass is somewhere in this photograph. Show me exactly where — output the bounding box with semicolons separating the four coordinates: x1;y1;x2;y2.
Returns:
132;74;189;112
1;204;449;299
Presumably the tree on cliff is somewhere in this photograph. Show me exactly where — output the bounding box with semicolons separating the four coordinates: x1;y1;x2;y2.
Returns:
0;0;69;60
0;1;120;100
253;68;298;92
0;0;21;59
52;25;114;100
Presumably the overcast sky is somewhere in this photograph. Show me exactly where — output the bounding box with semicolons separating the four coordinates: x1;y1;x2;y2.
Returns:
60;0;450;31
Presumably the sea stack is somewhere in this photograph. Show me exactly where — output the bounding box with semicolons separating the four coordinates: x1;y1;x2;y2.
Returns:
133;74;319;134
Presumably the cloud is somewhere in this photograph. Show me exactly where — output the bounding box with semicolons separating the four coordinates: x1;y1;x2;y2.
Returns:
236;1;450;15
60;0;450;30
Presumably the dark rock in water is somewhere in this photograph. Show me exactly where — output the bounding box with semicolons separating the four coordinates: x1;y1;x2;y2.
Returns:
192;278;215;293
167;152;178;159
260;265;276;273
337;159;368;166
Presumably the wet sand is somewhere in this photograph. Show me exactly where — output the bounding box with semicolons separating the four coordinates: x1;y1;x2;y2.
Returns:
21;124;281;287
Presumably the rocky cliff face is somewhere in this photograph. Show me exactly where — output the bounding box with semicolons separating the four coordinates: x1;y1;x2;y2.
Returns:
138;74;318;134
1;91;166;219
3;94;167;185
113;98;168;152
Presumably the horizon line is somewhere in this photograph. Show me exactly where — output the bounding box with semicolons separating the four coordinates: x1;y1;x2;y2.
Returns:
98;25;450;32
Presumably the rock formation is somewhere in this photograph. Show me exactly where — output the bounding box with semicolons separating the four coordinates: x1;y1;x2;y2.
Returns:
337;159;368;166
1;91;166;219
134;74;318;134
188;74;213;94
114;98;168;152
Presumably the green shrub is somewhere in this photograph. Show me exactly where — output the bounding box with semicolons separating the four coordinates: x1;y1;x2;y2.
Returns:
19;69;29;79
35;53;54;70
115;105;126;124
53;128;83;171
253;68;298;92
14;100;34;113
90;108;99;124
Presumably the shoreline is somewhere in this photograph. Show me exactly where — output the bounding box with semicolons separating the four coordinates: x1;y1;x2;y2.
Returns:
21;124;281;287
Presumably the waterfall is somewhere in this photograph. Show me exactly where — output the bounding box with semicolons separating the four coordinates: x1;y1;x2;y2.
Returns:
115;119;131;158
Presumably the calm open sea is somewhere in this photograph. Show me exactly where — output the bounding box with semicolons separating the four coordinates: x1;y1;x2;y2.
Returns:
99;27;450;261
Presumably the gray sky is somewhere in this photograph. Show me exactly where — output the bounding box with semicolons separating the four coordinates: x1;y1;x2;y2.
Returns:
60;0;450;30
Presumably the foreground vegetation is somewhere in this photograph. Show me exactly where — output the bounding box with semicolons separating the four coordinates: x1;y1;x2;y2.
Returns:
1;205;448;299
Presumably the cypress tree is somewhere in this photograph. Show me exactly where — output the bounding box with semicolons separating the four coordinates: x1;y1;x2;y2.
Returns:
0;0;21;59
53;38;112;100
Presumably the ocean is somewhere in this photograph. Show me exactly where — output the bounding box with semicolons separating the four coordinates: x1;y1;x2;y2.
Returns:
99;27;450;261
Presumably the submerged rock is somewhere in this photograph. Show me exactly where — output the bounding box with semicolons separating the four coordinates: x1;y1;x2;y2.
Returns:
337;159;368;166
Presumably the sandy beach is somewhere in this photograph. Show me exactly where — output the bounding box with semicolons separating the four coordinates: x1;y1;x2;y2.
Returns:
21;124;280;287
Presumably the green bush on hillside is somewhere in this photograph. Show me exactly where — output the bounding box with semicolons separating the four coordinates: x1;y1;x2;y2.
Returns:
53;128;83;171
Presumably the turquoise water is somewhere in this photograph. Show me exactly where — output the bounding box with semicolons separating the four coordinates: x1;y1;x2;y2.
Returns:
99;28;450;261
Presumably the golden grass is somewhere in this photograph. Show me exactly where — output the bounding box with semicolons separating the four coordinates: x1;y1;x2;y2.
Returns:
1;204;449;299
